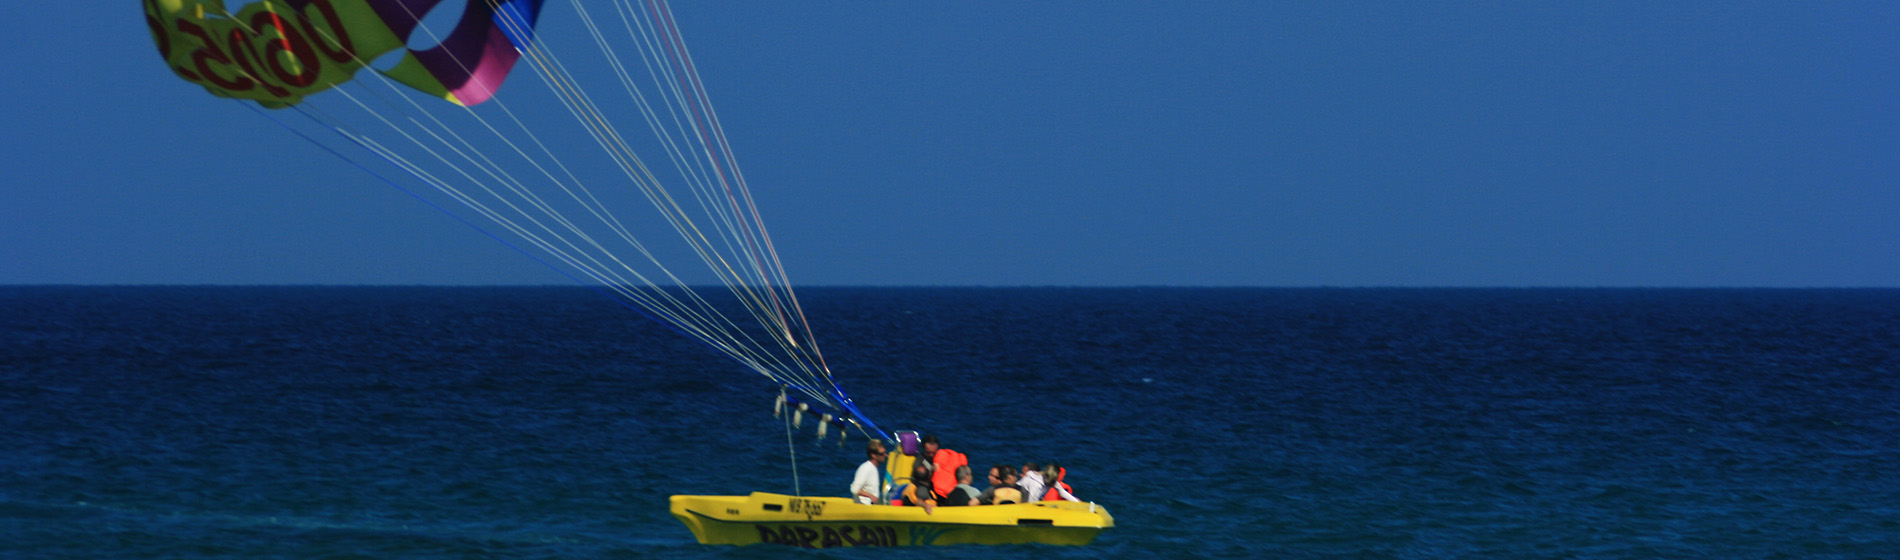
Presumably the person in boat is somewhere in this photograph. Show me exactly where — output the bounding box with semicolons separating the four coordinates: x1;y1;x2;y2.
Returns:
1041;462;1081;502
851;439;887;505
920;435;968;501
1018;461;1046;502
979;464;1026;505
916;436;937;475
942;465;982;506
899;461;937;514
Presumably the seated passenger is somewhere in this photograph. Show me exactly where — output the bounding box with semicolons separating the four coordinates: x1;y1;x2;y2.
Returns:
920;435;967;500
942;465;981;506
1041;462;1081;502
1018;462;1046;502
979;465;1026;505
899;462;937;514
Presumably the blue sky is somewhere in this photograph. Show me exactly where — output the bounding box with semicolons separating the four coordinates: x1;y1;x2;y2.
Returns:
3;2;1895;287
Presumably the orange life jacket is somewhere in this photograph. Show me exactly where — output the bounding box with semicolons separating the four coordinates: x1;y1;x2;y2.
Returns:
901;483;932;506
929;449;967;499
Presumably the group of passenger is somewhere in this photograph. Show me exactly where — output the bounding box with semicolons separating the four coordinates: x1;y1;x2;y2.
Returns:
850;434;1081;513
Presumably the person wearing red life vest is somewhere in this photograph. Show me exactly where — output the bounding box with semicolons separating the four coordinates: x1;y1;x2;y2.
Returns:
1041;463;1081;502
920;435;968;500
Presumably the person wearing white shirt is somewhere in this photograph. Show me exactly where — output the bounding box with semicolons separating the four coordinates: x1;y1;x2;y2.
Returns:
851;440;888;504
1018;462;1046;503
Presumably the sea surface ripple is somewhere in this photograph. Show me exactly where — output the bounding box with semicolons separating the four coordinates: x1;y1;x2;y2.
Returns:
3;287;1896;558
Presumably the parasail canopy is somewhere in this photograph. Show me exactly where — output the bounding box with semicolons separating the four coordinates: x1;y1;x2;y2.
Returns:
146;0;545;107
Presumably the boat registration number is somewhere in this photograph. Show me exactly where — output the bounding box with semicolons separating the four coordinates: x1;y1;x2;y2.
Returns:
788;498;825;518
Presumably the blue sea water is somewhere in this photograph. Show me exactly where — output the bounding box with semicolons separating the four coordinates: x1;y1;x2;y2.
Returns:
2;287;1897;558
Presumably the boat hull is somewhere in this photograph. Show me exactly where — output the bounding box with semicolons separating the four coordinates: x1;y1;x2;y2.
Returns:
669;492;1113;547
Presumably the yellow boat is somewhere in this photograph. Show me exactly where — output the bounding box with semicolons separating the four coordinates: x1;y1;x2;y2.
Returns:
669;492;1114;547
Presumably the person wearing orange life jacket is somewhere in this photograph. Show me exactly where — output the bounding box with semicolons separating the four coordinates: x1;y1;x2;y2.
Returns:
920;435;968;500
1040;463;1081;502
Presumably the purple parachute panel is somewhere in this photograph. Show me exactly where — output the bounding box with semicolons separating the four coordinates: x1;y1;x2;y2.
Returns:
366;0;546;106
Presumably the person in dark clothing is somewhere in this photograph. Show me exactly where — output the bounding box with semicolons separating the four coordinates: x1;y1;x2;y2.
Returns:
942;465;981;506
979;464;1026;505
900;461;937;514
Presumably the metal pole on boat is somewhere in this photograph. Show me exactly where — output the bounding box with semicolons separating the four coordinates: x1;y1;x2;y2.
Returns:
780;388;802;496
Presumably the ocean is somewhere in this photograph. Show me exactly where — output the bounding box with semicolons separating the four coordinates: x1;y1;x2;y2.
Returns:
2;286;1896;558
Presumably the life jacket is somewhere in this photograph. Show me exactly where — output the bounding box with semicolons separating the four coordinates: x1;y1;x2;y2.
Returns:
928;449;967;499
899;482;935;506
990;486;1024;505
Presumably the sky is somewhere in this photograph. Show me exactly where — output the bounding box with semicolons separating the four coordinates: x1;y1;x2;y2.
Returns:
3;1;1895;287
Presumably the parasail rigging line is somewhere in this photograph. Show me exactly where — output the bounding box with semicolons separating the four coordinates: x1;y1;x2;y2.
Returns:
608;0;842;402
633;0;838;399
573;1;808;364
526;1;840;396
343;2;816;383
493;2;848;411
581;0;835;390
503;36;830;394
239;99;720;361
204;0;878;436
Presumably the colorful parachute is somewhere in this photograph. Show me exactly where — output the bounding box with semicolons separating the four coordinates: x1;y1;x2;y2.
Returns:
145;0;544;107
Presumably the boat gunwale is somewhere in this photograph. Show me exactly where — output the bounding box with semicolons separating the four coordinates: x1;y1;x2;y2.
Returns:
678;507;1109;530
